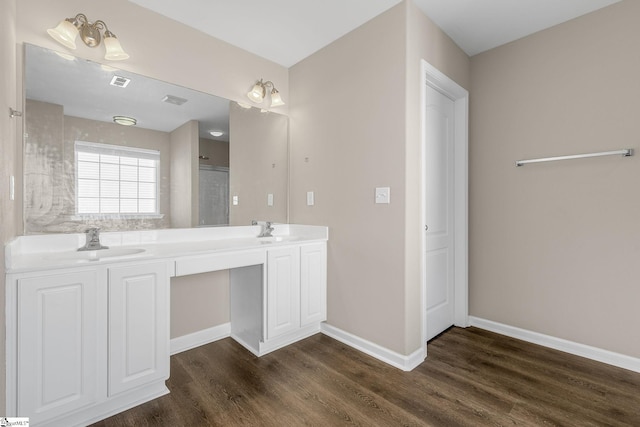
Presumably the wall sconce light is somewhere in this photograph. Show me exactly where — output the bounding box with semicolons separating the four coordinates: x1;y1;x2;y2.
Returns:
48;13;129;61
247;79;285;107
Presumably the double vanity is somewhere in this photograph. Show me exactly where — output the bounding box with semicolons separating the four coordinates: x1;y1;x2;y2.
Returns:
5;224;328;426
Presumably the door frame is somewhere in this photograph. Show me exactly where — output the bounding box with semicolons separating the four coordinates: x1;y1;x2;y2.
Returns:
420;60;469;351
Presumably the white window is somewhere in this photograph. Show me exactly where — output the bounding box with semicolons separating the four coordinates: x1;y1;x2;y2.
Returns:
75;141;160;216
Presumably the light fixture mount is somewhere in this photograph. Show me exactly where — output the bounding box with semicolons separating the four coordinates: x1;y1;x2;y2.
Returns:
247;79;285;108
78;17;104;47
48;13;129;61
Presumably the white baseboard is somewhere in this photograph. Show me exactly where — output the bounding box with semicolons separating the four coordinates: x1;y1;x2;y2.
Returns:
469;316;640;374
321;323;424;371
170;323;231;355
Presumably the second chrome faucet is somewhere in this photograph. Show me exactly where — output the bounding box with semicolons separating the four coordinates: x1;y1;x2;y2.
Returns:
252;220;274;238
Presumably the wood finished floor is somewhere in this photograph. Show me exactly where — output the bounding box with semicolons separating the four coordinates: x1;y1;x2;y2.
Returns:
92;327;640;426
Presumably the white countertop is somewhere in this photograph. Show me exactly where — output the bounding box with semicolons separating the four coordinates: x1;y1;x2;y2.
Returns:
5;224;328;274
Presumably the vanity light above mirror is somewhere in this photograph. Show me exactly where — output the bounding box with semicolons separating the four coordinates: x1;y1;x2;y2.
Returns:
247;79;285;107
48;13;129;60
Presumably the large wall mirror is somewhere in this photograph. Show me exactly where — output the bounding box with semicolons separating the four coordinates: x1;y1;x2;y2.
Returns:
23;43;289;234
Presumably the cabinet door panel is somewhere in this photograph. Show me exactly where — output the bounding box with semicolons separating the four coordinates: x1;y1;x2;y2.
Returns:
108;262;169;396
18;270;103;424
266;247;300;340
300;243;327;326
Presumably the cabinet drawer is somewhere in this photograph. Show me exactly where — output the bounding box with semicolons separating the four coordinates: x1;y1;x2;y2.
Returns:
175;250;266;276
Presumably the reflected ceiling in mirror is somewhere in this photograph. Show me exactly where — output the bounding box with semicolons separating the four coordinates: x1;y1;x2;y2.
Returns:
25;44;230;140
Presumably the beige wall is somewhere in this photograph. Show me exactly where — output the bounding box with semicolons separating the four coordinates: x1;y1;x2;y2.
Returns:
229;102;289;225
289;1;469;355
469;0;640;358
290;4;407;354
0;0;17;413
170;271;230;338
170;120;199;228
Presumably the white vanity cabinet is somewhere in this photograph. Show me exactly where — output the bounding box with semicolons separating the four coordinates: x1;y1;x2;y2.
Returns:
266;246;301;340
16;268;107;426
6;225;328;425
300;242;327;326
229;241;328;356
108;262;170;396
260;242;327;352
9;261;170;427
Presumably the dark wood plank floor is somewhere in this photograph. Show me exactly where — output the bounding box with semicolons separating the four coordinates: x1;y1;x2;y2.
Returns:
92;327;640;426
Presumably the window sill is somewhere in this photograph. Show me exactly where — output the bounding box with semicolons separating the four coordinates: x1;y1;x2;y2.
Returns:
71;214;165;220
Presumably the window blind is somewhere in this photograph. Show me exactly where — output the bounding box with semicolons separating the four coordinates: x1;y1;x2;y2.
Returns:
75;141;160;215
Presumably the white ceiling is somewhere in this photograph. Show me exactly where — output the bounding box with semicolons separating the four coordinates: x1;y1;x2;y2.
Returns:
414;0;623;56
129;0;622;66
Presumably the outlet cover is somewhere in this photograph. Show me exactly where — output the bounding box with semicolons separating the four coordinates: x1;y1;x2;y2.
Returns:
375;187;390;204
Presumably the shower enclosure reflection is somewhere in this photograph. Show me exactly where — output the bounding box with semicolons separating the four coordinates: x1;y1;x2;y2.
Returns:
199;166;229;226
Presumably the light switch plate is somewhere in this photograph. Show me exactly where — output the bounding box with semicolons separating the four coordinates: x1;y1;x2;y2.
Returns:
307;191;314;206
375;187;390;204
232;195;239;206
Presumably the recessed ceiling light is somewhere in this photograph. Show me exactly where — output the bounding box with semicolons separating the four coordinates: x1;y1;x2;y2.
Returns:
209;131;224;137
113;115;137;126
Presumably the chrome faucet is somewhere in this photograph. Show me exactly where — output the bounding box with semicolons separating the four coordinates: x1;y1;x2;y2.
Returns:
252;220;274;238
78;227;109;251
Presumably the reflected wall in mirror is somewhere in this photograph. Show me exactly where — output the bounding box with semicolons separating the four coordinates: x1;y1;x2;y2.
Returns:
23;44;289;234
229;102;288;226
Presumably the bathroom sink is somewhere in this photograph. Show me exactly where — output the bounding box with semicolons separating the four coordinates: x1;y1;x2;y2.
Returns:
46;247;146;261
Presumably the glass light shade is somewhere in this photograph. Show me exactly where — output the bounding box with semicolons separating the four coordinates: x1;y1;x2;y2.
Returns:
47;19;79;50
247;83;265;103
103;35;130;61
270;89;285;107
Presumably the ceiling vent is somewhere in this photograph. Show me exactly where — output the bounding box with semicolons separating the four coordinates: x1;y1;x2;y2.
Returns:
110;75;130;88
162;95;188;106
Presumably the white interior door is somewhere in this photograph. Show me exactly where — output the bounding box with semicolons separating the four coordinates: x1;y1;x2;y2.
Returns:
424;84;455;341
